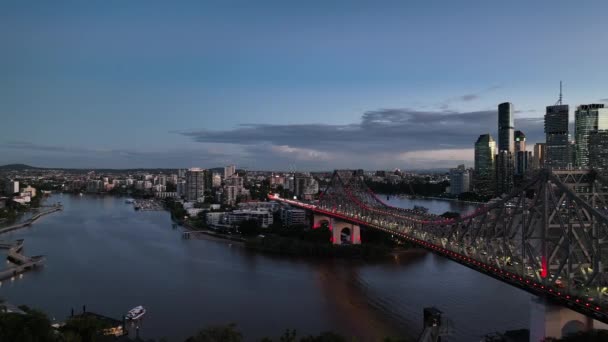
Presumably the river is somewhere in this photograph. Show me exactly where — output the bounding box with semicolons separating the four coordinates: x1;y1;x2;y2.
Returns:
0;194;532;341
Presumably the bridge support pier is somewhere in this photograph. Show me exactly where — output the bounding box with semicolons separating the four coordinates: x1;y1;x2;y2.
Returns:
311;214;361;245
332;222;360;245
529;297;608;341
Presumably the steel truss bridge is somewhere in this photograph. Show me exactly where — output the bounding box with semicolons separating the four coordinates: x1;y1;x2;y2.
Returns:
270;169;608;323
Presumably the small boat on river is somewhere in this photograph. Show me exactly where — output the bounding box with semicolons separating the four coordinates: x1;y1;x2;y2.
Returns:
126;306;146;320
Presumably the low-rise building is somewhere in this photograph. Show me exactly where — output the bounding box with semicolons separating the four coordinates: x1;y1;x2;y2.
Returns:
206;212;226;226
226;209;273;228
19;186;36;198
153;184;166;193
186;208;204;217
281;207;306;227
237;201;279;212
87;180;103;193
12;195;31;204
155;192;178;199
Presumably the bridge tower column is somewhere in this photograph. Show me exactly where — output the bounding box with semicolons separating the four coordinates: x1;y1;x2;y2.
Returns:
351;225;361;245
529;297;608;341
332;221;342;245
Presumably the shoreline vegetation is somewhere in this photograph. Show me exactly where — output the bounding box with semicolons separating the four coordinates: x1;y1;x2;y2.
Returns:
163;198;413;260
0;304;601;342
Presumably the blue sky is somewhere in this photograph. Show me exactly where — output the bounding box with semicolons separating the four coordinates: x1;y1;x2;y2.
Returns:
1;1;607;170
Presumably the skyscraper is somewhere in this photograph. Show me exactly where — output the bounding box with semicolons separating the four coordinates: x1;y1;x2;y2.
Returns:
514;130;526;153
575;104;608;167
224;165;236;179
514;130;529;175
449;164;471;195
496;151;514;194
186;168;206;202
545;104;570;168
474;134;496;196
497;103;514;194
533;143;546;169
498;102;515;153
590;131;608;170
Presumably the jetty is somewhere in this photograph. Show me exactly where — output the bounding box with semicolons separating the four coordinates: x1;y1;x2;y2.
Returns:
0;239;45;282
0;204;62;235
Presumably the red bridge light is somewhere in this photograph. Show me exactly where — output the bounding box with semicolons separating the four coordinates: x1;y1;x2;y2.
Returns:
541;256;548;278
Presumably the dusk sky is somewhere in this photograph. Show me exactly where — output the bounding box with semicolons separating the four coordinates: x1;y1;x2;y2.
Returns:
2;1;608;170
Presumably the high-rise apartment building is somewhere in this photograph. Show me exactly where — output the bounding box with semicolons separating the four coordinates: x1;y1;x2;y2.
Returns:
545;104;570;168
498;102;515;153
225;185;239;205
590;131;608;170
514;130;526;153
186;168;206;202
496;151;514;195
449;165;471;195
514;130;529;175
497;103;515;194
294;174;319;200
176;180;187;198
474;134;496;196
224;165;236;179
575;104;608;167
533;143;546;169
212;173;222;188
5;180;19;195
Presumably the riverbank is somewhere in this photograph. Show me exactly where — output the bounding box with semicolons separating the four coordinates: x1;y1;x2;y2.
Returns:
0;205;62;235
179;220;398;259
387;194;485;205
181;222;246;244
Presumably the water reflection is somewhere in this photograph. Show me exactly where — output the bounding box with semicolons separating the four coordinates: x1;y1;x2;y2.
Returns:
0;194;530;341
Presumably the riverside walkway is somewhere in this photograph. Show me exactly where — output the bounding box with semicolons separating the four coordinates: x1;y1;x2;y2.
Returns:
0;204;62;235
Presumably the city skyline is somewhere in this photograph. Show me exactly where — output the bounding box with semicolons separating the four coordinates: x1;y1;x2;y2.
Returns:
2;2;608;170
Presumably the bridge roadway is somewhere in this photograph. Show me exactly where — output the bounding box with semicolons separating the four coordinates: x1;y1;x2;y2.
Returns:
269;195;608;325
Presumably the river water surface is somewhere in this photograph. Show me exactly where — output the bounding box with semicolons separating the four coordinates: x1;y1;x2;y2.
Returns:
0;194;532;341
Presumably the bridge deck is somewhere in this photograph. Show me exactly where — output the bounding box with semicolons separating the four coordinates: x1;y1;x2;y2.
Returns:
270;194;608;324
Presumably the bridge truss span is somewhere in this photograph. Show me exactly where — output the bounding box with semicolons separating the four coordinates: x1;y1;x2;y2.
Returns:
270;169;608;323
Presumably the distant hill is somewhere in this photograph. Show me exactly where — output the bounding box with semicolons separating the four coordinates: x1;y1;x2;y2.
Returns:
0;164;40;170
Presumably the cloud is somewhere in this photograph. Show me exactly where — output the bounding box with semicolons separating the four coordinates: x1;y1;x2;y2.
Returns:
600;98;608;102
178;107;546;169
0;141;250;169
437;85;501;110
459;94;479;102
3;96;548;170
515;109;537;114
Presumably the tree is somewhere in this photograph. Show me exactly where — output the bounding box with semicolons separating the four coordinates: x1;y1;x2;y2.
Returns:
553;330;608;341
238;219;260;236
302;227;331;243
185;323;242;342
440;211;461;219
0;308;57;342
60;315;111;342
299;332;347;342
